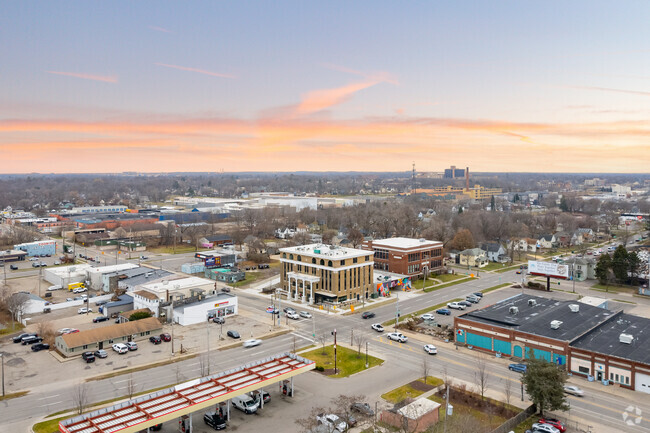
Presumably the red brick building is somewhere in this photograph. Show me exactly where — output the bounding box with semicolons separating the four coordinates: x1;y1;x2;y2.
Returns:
361;237;443;278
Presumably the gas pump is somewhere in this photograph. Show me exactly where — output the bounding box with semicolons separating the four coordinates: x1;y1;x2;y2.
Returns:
178;415;191;433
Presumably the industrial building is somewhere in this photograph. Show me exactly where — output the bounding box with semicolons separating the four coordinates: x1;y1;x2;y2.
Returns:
0;249;28;262
279;244;374;304
43;264;93;288
14;240;56;257
87;263;139;291
454;294;650;394
361;237;443;278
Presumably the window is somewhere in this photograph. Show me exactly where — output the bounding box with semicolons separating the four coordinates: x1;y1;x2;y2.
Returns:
365;255;370;261
328;260;333;267
312;258;316;264
320;259;325;266
578;366;590;374
297;255;302;261
374;249;388;260
83;345;88;349
290;254;294;260
353;257;357;264
408;253;420;262
282;253;286;258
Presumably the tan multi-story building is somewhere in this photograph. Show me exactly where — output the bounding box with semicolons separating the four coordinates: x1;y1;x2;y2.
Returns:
279;244;374;304
361;237;443;278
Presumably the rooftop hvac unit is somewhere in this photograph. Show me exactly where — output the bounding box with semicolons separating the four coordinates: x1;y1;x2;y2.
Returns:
568;304;580;313
528;299;537;307
509;306;519;315
550;320;563;329
619;333;634;344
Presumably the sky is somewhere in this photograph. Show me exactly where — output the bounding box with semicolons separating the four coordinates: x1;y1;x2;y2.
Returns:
1;1;649;174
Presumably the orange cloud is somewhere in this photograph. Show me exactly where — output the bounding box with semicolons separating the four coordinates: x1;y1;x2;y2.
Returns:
293;80;382;116
154;63;235;79
46;71;117;83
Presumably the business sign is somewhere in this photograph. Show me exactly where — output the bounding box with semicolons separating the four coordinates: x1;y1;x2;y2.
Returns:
528;260;569;279
204;256;221;268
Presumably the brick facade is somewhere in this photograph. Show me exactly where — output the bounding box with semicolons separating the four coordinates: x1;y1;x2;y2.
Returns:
361;238;443;278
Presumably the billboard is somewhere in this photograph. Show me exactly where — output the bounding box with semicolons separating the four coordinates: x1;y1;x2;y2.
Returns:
528;260;569;279
205;256;221;268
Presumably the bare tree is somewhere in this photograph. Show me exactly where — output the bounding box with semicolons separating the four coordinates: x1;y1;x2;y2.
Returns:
422;356;430;385
318;334;329;355
72;382;89;414
126;374;138;399
354;334;366;359
474;354;491;401
503;378;512;406
37;322;55;347
6;292;30;324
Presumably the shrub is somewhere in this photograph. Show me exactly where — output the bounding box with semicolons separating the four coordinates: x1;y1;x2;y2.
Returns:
129;311;153;321
315;365;325;372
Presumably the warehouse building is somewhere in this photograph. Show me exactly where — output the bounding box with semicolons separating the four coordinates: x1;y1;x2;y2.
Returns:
55;317;162;357
14;240;56;257
454;294;650;393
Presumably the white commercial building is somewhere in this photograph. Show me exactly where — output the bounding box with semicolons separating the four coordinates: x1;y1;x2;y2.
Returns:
173;293;238;326
43;264;93;287
87;263;139;291
138;276;215;301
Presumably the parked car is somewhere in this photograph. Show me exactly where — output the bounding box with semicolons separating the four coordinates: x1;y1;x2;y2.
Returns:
283;307;296;314
203;411;226;430
21;336;43;345
47;285;63;291
563;385;584;396
54;261;61;265
243;339;262;348
29;257;38;261
58;328;78;335
113;343;128;354
447;302;466;310
160;333;171;342
12;333;36;343
420;313;435;321
531;423;560;433
317;413;347;432
39;262;47;267
213;316;225;324
94;349;108;358
32;262;40;268
538;418;566;432
140;255;148;260
351;402;374;416
149;336;162;344
436;308;451;315
250;390;271;405
10;264;18;270
299;311;312;318
286;311;300;320
361;312;375;319
508;363;527;373
386;332;407;343
232;394;259;414
227;330;241;339
371;323;384;332
220;287;231;293
93;316;110;323
458;300;473;307
126;342;138;351
77;307;93;314
466;295;481;303
82;351;96;363
73;287;87;293
473;292;483;298
31;343;50;352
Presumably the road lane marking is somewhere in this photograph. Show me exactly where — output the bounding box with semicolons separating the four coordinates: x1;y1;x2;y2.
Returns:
39;401;63;407
37;394;60;400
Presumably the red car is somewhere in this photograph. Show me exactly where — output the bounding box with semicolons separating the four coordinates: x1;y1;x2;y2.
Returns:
539;418;566;432
160;333;171;342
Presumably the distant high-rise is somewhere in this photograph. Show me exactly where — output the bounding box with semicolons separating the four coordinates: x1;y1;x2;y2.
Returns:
443;165;466;179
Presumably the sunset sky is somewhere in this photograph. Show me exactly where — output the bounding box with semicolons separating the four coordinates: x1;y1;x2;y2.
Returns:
1;1;649;174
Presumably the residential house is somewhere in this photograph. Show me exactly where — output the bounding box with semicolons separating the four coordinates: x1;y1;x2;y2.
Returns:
538;234;556;249
275;228;295;239
564;257;597;281
459;248;488;268
577;228;594;241
479;242;509;263
508;238;538;253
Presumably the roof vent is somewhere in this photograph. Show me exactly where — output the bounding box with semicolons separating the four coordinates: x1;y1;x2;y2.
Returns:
619;333;634;344
509;306;519;315
528;299;537;307
550;320;563;329
568;304;580;313
419;238;426;242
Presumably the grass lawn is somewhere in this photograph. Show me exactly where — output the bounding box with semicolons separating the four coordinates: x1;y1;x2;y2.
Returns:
436;273;465;283
0;321;25;336
382;376;444;404
495;263;523;273
0;390;29;401
383;298;463;327
592;283;637;294
301;345;383;378
481;262;512;272
427;392;514;429
231;271;262;287
423;277;472;293
33;416;67;433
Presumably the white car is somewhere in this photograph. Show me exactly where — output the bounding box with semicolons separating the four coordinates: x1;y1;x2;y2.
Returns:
386;332;408;343
447;302;466;310
531;423;560;433
317;413;347;432
77;307;93;314
563;385;585;396
299;311;312;318
423;344;437;355
126;342;138;351
420;313;435;321
371;323;384;332
57;327;76;335
112;343;128;354
29;257;39;261
286;311;300;320
47;285;63;291
73;287;87;293
243;339;262;348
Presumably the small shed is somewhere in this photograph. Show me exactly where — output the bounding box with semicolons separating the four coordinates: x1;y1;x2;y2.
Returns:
380;398;441;433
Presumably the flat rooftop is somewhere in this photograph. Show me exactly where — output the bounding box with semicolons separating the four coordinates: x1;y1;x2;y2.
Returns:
87;263;139;275
140;276;213;295
460;294;616;342
571;313;650;365
280;243;370;260
371;237;442;250
45;264;93;277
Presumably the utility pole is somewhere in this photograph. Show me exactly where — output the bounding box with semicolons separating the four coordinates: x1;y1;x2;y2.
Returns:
312;313;316;341
443;384;449;433
206;313;210;375
395;291;400;330
0;353;4;397
350;328;353;346
334;329;337;374
38;265;42;298
171;307;175;355
365;341;368;368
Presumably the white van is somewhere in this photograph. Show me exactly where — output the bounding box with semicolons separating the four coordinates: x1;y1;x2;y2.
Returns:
232;394;259;414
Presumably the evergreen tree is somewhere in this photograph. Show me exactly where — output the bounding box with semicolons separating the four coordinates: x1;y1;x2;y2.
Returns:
559;196;569;212
522;357;569;416
595;253;611;285
458;206;463;214
612;245;629;283
490;195;496;211
627;251;641;285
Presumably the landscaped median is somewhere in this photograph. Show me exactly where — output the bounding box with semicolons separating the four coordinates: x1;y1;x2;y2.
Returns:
481;282;512;294
381;376;444;403
423;276;473;293
300;344;383;378
382;299;463;327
